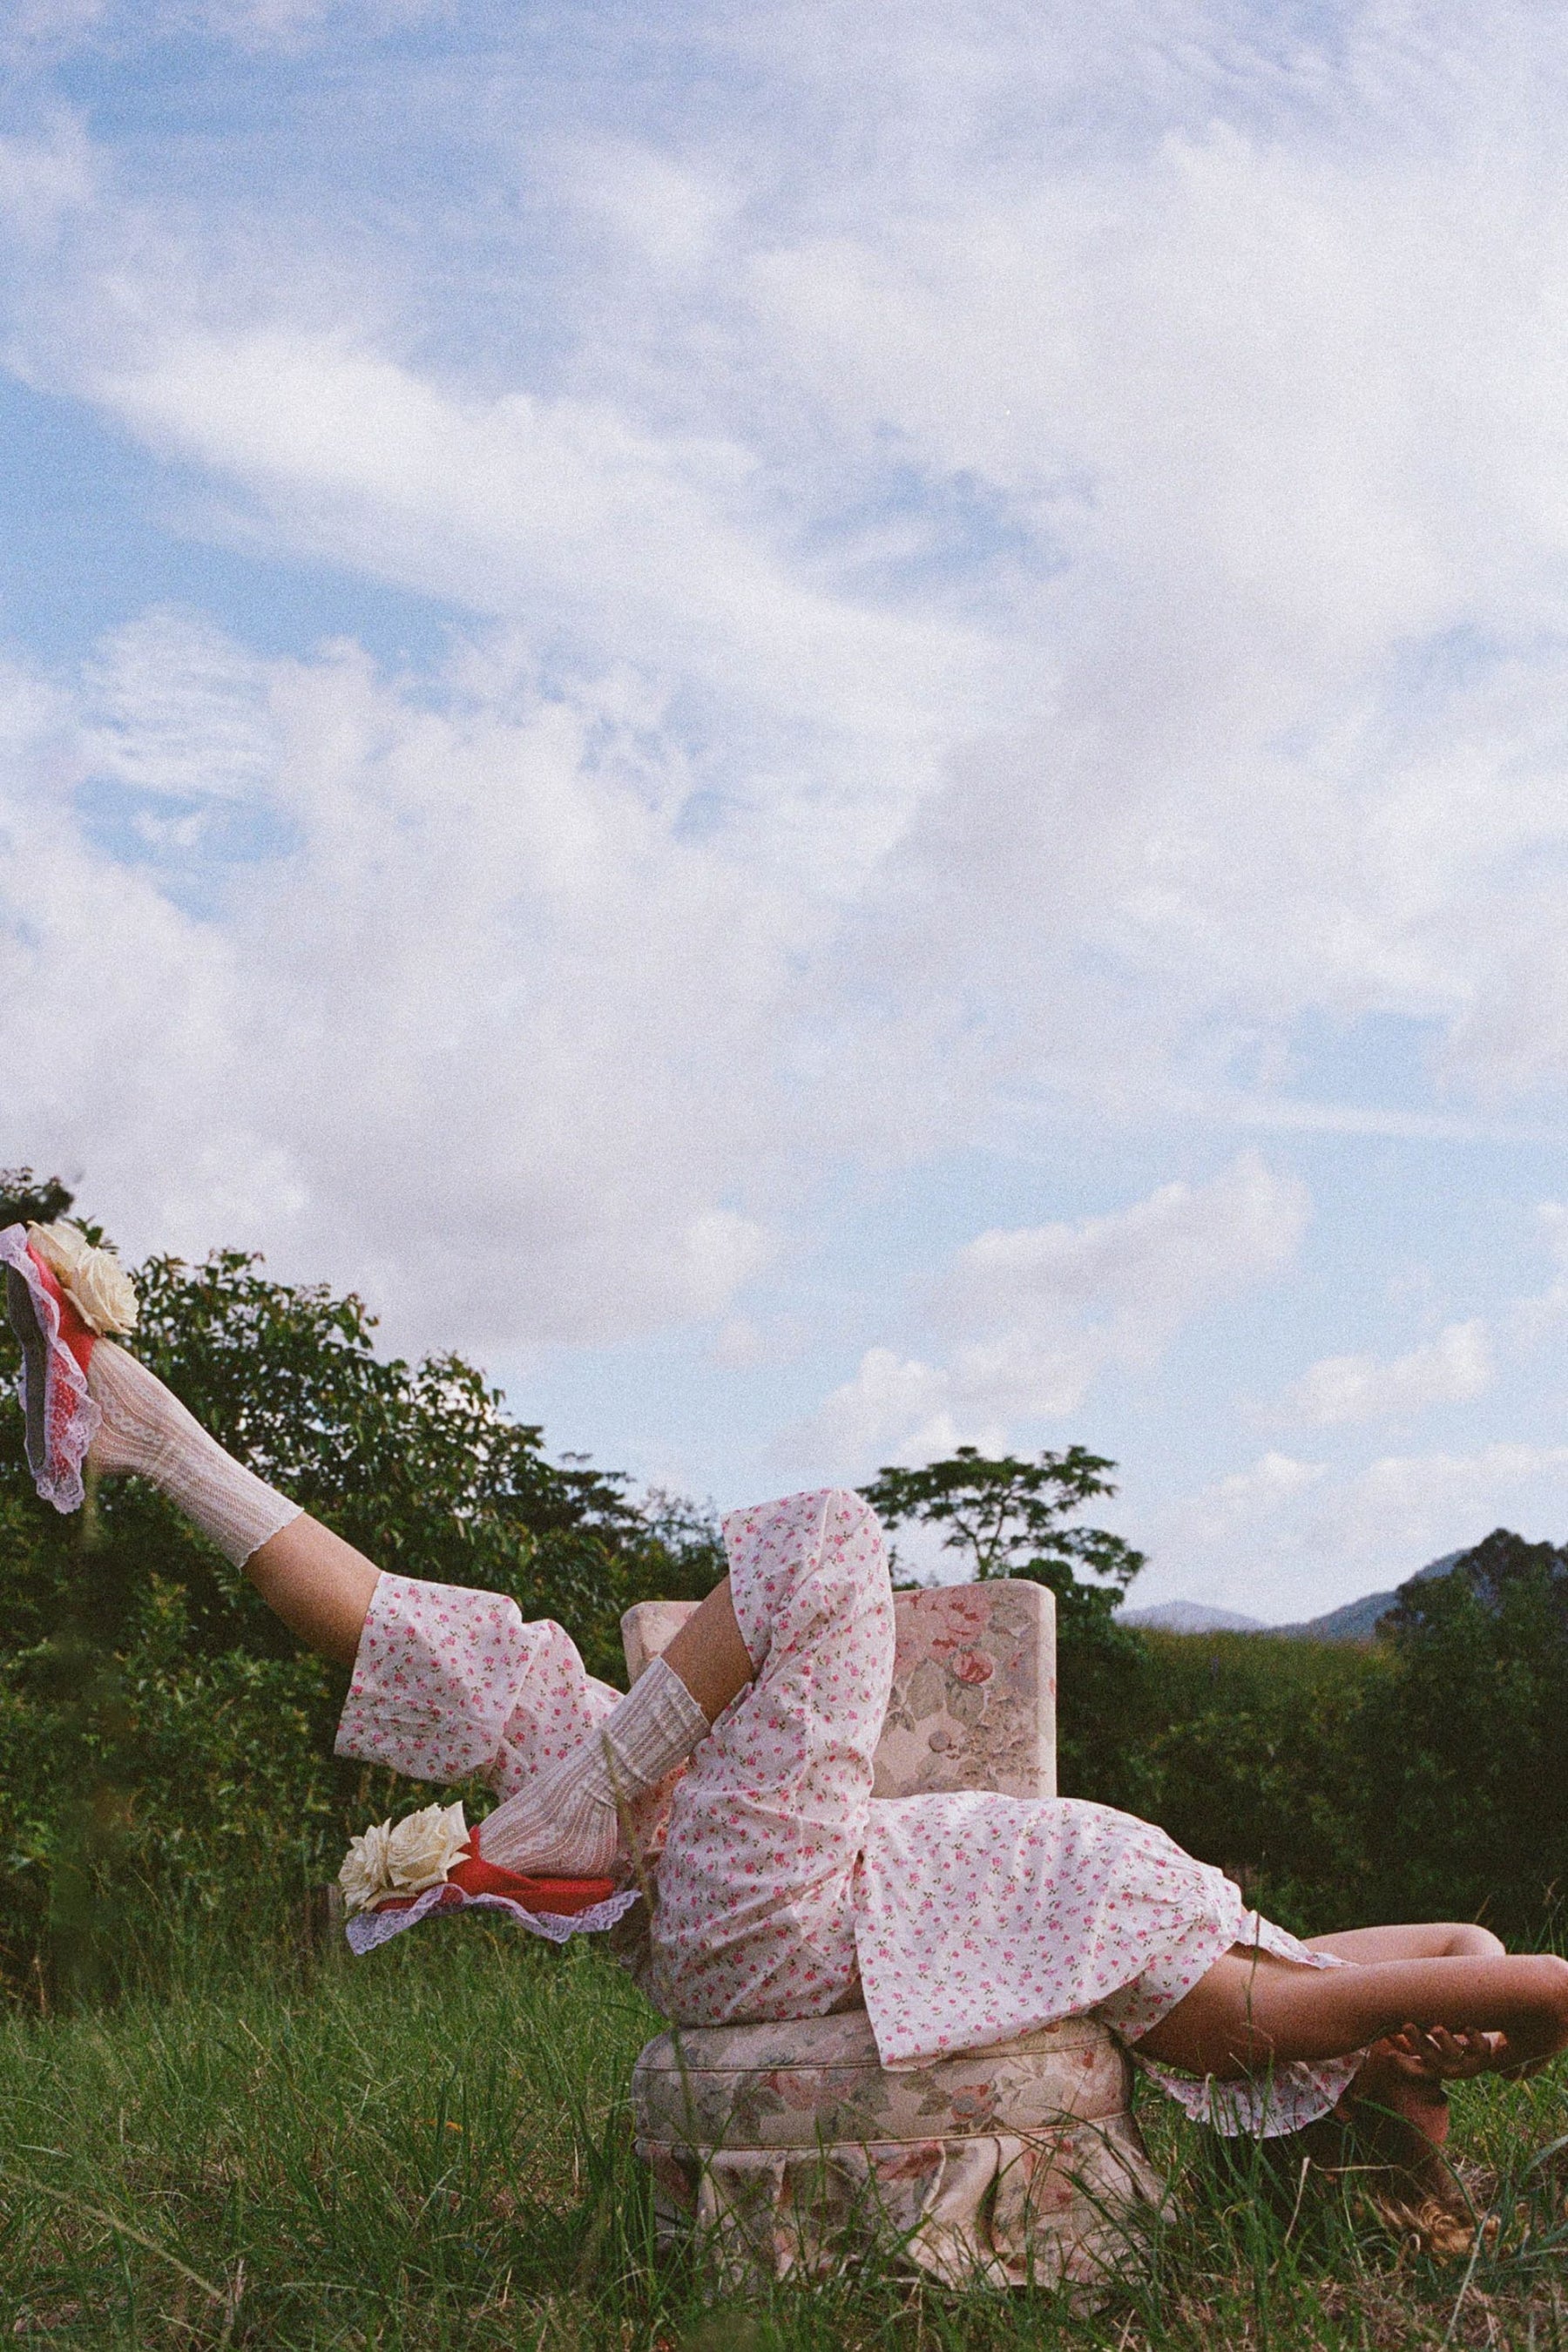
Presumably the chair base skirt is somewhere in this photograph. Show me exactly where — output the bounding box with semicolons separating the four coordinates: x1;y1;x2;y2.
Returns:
632;2009;1163;2296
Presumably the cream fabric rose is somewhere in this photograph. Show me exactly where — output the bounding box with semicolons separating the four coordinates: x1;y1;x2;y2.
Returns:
338;1803;468;1915
26;1222;139;1335
67;1249;139;1336
26;1221;94;1281
386;1801;470;1894
339;1819;394;1916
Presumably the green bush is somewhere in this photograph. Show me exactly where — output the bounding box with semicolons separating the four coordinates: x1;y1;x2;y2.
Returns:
1096;1538;1568;1943
1355;1530;1568;1932
1102;1632;1390;1934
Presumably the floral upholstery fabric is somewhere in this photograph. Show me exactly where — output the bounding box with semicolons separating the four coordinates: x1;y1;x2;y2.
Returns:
632;2006;1160;2293
874;1578;1055;1800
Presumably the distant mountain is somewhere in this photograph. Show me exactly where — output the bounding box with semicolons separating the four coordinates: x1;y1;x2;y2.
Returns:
1121;1551;1470;1645
1271;1551;1467;1643
1121;1600;1268;1633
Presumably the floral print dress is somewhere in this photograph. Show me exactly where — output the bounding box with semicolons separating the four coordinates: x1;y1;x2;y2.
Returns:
336;1488;1364;2136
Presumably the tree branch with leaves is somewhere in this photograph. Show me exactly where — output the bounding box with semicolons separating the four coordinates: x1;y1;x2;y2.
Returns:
860;1443;1145;1592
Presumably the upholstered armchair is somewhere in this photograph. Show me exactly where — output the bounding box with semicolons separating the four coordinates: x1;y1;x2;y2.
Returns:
623;1580;1161;2294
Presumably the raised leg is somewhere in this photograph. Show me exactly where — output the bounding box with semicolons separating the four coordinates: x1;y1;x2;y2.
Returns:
245;1514;381;1666
78;1341;380;1665
483;1495;874;1887
648;1489;896;2024
660;1577;754;1719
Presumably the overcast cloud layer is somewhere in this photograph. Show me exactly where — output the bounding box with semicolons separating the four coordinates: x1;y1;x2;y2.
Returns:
6;1;1568;1617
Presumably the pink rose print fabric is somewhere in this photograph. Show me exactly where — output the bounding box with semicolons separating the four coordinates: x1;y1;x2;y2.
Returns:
335;1573;621;1796
646;1488;893;2029
336;1497;1364;2137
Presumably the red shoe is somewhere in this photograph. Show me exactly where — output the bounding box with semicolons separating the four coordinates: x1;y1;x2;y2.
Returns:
1;1226;100;1512
360;1817;618;1925
449;1821;617;1916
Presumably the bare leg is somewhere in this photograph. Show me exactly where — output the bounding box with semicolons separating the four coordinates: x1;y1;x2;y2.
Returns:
1306;1923;1504;1963
251;1534;755;1696
659;1578;754;1720
247;1525;749;1694
245;1515;381;1667
1137;1943;1568;2080
1298;1928;1509;2143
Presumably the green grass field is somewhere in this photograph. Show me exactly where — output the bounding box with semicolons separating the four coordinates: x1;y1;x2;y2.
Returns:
3;1918;1568;2350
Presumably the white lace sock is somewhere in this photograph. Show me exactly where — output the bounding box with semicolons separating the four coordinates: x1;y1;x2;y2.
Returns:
479;1655;710;1876
87;1342;302;1567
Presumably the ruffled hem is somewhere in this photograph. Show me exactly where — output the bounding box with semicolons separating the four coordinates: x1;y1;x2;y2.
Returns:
0;1225;98;1515
1137;2051;1364;2138
1128;1913;1369;2138
345;1881;640;1954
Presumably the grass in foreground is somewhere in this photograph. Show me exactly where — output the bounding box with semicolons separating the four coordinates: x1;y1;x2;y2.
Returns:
2;1921;1568;2349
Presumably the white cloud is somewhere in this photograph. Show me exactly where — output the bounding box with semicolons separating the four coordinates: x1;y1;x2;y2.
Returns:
15;0;442;54
800;1346;973;1473
1146;1450;1328;1560
1274;1319;1493;1429
84;609;282;801
800;1153;1308;1470
0;614;808;1353
16;21;1568;1122
558;141;737;277
943;1152;1307;1347
0;119;95;244
83;325;1004;888
1497;1203;1568;1344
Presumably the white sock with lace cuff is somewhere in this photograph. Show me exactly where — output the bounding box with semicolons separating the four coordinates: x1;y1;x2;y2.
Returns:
86;1342;302;1567
478;1655;710;1877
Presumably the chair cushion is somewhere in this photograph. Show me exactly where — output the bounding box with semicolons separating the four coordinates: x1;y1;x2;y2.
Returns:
632;2004;1125;2149
631;2006;1160;2293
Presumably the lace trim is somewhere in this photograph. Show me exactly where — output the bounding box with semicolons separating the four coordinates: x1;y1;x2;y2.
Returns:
1137;2049;1364;2137
345;1881;641;1954
0;1225;99;1515
1133;1915;1369;2138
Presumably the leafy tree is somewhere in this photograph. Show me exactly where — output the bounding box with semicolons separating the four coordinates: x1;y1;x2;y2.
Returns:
861;1443;1143;1590
1355;1530;1568;1934
860;1445;1153;1805
0;1166;77;1232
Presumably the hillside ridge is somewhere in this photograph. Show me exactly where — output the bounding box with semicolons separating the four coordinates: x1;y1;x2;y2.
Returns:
1126;1550;1470;1643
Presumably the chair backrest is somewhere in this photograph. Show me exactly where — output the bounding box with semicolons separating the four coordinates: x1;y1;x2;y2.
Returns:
621;1578;1055;1801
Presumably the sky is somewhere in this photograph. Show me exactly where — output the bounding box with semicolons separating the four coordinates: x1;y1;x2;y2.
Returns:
7;1;1568;1622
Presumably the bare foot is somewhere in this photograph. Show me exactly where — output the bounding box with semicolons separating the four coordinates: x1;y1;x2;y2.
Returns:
1351;2040;1454;2148
1336;2046;1493;2257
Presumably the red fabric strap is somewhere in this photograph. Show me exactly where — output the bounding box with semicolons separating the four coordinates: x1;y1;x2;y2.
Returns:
367;1822;618;1920
25;1247;97;1374
447;1853;618;1913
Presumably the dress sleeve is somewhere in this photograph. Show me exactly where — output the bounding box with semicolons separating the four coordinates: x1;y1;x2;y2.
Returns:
334;1571;619;1795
